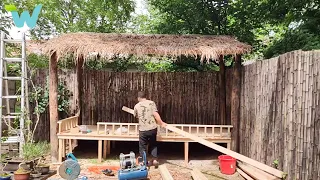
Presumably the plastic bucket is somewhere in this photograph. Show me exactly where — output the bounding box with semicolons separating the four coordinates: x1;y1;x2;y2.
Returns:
218;155;236;175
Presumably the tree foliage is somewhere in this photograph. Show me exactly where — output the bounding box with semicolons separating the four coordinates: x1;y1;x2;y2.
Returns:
133;0;320;59
3;0;135;39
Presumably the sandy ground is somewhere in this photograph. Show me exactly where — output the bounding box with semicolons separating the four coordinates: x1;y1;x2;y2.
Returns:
48;141;244;180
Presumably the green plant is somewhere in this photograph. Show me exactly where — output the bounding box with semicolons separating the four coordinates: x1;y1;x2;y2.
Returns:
22;142;50;161
273;159;279;169
30;77;70;114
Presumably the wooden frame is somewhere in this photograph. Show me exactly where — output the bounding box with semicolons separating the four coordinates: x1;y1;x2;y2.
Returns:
57;115;79;162
57;121;232;163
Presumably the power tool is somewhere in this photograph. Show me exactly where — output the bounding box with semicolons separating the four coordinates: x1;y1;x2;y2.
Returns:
59;153;87;180
118;151;148;180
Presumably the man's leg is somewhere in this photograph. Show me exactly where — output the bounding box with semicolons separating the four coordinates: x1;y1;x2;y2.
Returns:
149;128;159;167
139;131;148;158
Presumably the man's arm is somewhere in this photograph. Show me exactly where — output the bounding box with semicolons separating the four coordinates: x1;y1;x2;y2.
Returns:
133;105;138;119
153;111;166;127
150;101;167;127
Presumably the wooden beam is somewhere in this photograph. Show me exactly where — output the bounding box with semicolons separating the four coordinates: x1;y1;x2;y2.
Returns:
219;55;226;125
159;165;174;180
231;54;241;152
238;162;280;180
122;107;284;178
49;52;59;162
236;168;254;180
191;168;208;180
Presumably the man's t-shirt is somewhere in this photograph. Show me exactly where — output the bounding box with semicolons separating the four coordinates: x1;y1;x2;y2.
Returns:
134;100;158;131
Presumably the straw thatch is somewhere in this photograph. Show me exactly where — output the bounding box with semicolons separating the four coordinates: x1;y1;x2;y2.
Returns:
41;32;251;62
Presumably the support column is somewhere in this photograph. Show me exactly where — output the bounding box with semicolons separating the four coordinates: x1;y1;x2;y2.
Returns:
49;52;59;162
98;140;102;163
219;55;226;125
58;139;63;163
103;140;107;159
184;142;189;165
231;54;241;152
75;56;84;123
107;141;111;155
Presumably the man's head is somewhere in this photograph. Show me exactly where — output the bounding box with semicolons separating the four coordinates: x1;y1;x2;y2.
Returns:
137;91;147;102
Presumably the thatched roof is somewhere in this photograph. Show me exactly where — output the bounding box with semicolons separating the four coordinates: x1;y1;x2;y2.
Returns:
41;32;251;62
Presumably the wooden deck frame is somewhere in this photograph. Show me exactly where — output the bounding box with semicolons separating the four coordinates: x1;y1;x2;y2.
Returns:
57;120;232;163
57;115;79;162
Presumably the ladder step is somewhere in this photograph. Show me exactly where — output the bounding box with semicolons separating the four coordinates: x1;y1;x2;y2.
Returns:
2;58;23;62
2;95;20;99
4;39;23;43
9;113;21;115
2;77;22;80
3;116;20;119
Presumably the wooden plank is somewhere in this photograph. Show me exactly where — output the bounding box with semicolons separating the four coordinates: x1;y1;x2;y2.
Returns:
238;162;279;180
159;165;174;180
122;107;285;178
191;168;208;180
236;168;254;180
122;106;134;115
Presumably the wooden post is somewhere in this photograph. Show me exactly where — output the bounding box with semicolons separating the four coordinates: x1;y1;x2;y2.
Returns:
184;142;189;165
58;139;63;163
49;52;59;162
103;140;107;159
219;55;226;125
107;141;111;155
68;139;72;153
231;54;241;152
76;56;84;124
98;140;102;163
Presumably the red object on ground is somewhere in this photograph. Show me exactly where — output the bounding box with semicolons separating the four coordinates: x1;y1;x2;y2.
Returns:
218;155;236;175
87;166;120;174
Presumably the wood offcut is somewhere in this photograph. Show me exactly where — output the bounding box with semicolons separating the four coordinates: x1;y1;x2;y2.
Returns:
159;165;174;180
191;168;208;180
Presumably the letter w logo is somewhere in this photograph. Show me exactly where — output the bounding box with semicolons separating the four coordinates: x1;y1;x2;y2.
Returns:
6;4;42;29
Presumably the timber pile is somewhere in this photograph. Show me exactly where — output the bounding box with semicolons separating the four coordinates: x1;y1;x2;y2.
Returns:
122;106;286;180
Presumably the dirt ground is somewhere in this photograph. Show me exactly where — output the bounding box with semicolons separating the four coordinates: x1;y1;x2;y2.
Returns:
48;141;244;180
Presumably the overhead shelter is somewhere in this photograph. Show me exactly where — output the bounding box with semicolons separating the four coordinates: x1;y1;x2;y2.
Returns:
40;32;251;162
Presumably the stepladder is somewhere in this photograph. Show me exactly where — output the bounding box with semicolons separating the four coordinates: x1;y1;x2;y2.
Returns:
0;31;29;157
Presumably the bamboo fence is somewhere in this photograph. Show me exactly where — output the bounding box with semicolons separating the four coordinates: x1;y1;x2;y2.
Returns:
240;50;320;180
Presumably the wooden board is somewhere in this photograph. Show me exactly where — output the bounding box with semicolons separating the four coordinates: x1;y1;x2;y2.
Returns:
237;162;280;180
236;168;254;180
159;165;174;180
191;168;208;180
122;106;285;179
122;106;134;115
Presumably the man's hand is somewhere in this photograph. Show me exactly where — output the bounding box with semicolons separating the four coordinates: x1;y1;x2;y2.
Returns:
161;122;167;128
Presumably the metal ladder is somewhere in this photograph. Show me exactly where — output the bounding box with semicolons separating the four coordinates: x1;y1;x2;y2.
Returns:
0;31;29;157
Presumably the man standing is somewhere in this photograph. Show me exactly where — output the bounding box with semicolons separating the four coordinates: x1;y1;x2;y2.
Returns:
134;91;167;168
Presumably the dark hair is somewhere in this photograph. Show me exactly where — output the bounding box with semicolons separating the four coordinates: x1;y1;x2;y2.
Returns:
138;91;146;98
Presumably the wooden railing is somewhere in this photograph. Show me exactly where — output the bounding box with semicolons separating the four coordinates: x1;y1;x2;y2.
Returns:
58;115;79;133
97;122;232;138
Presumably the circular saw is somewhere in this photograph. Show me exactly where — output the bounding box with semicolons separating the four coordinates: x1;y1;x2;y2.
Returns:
59;153;81;180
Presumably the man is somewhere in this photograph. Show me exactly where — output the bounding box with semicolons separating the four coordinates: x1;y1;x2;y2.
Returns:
134;91;167;168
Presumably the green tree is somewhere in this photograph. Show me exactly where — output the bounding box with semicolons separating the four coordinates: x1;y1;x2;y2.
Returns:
3;0;135;39
0;2;13;34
